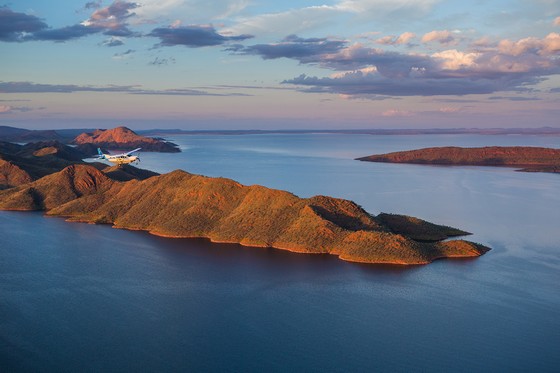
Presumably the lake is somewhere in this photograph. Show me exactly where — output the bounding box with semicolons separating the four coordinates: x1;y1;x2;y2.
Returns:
1;133;559;372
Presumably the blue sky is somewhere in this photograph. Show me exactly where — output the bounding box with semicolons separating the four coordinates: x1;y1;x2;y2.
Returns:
1;0;559;129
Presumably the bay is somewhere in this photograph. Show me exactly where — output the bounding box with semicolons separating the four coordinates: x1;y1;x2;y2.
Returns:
1;133;559;372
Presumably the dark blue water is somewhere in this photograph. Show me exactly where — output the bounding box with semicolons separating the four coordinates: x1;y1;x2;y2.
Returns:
2;134;559;372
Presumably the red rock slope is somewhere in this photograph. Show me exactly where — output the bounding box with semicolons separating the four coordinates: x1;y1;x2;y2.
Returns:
0;164;490;265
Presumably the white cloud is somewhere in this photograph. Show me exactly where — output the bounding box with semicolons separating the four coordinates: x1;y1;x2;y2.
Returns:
432;49;479;70
335;0;439;14
135;0;250;23
224;6;337;36
226;0;440;37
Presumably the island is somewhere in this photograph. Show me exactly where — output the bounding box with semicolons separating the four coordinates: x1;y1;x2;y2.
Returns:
0;140;157;189
74;126;180;153
0;142;490;265
357;146;560;174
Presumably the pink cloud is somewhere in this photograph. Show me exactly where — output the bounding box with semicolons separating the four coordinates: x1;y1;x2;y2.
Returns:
421;30;457;45
438;106;460;113
498;32;560;56
0;105;12;113
382;109;414;117
376;32;416;45
554;17;560;26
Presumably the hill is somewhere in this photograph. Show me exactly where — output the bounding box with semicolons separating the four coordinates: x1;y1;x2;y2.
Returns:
0;164;490;265
357;146;560;173
0;125;68;142
0;141;157;189
74;126;180;152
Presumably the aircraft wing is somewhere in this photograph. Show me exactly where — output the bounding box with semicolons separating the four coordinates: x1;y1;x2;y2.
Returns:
125;148;141;155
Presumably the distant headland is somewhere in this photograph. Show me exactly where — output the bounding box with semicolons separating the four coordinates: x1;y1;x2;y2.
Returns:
0;141;489;265
357;146;560;174
0;125;180;152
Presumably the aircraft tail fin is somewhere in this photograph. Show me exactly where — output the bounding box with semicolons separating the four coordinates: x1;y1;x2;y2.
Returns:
97;148;105;159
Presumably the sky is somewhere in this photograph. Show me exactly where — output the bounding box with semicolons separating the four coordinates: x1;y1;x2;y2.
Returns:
1;0;559;130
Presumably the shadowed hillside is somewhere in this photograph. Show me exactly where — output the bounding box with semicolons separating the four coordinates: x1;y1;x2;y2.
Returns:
74;126;180;152
0;164;490;265
0;141;158;189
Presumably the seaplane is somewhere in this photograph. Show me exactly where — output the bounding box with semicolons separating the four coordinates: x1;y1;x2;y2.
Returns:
96;148;141;165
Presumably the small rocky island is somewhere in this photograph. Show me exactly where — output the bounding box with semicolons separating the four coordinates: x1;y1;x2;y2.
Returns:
357;146;560;173
0;142;489;265
74;126;180;153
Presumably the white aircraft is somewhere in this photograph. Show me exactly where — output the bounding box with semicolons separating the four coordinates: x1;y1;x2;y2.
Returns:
97;147;141;165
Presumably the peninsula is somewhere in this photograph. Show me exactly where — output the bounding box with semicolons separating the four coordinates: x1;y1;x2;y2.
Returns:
357;146;560;173
0;144;490;265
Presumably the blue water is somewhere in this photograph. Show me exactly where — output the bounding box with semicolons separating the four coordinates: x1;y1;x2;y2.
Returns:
1;134;559;372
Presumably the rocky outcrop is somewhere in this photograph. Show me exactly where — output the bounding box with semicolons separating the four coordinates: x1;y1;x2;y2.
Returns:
0;159;33;189
0;164;490;265
74;126;180;152
357;146;560;173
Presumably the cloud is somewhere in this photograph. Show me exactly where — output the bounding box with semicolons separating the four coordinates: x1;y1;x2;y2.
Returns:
224;6;337;36
225;0;439;36
0;81;249;96
148;56;176;65
84;1;102;10
113;49;135;59
431;49;479;70
0;81;136;93
438;106;461;113
488;96;541;101
376;32;417;46
268;31;560;98
149;25;252;47
498;32;560;56
0;1;139;43
101;37;125;47
227;34;346;61
0;6;48;42
134;0;250;23
554;17;560;26
32;24;101;41
335;0;439;14
283;71;518;97
81;0;139;37
382;109;414;117
0;104;35;114
421;30;459;45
